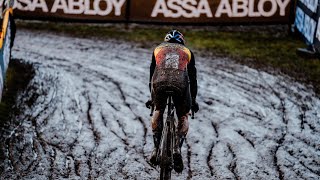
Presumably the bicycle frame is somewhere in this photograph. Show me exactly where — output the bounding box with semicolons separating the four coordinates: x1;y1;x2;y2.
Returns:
157;92;176;180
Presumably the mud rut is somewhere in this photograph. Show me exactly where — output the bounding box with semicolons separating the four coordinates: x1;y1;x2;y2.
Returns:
0;30;320;179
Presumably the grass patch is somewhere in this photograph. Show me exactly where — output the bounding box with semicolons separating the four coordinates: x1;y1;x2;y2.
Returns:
16;21;320;94
0;59;35;125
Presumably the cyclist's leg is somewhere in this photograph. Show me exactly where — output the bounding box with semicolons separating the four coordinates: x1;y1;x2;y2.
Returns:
150;92;167;164
174;86;191;144
172;88;191;172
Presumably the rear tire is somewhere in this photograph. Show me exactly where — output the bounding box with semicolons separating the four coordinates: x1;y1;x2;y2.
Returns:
160;122;173;180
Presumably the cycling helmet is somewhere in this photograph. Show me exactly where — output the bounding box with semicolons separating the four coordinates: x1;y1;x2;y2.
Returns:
164;30;185;45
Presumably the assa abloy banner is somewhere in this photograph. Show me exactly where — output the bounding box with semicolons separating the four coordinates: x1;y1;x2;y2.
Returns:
295;0;320;53
13;0;127;21
13;0;292;24
130;0;291;23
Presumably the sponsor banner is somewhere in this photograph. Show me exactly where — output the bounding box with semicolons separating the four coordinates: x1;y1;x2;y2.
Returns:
13;0;127;21
0;9;13;101
130;0;291;23
13;0;292;24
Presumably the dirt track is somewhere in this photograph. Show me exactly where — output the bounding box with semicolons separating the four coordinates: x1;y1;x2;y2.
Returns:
1;29;320;179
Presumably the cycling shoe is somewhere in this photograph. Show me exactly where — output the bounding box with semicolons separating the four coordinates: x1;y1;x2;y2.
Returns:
173;153;183;173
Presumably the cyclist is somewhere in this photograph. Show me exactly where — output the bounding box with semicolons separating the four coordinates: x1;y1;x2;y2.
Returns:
146;30;199;173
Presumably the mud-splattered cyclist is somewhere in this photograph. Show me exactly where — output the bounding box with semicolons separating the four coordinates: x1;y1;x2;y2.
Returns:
146;30;199;173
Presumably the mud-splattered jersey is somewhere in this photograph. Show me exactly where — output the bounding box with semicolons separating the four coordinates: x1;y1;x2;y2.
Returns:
153;42;191;71
149;42;196;96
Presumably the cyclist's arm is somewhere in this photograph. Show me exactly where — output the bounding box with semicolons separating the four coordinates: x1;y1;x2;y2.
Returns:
187;51;198;99
149;53;156;92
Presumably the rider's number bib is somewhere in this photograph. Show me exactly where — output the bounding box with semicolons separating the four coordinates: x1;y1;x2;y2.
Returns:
165;53;179;69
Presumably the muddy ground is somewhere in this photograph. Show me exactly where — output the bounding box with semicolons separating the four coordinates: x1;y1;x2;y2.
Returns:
0;29;319;179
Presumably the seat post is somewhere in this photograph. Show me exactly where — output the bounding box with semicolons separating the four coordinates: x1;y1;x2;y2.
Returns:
166;91;174;117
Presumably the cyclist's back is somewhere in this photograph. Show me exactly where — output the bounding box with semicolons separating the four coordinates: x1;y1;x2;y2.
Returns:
152;42;191;98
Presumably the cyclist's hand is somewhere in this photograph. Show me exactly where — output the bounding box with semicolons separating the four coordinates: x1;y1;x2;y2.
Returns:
192;99;199;113
145;99;153;109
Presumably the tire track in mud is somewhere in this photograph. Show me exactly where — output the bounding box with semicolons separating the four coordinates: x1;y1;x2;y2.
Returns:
85;94;100;180
84;65;149;158
206;142;215;176
89;68;149;160
206;121;219;176
236;130;255;148
47;54;149;164
1;29;320;179
82;66;150;178
227;144;239;180
268;85;288;180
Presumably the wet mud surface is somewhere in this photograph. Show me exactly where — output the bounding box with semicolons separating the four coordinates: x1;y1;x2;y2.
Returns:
0;29;319;179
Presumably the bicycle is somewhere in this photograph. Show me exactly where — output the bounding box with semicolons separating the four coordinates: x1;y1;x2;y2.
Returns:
149;91;195;180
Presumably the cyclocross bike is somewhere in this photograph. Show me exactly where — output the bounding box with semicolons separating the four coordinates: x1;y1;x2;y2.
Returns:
149;91;194;180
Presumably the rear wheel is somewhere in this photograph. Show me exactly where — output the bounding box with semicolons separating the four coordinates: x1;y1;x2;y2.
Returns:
160;122;173;180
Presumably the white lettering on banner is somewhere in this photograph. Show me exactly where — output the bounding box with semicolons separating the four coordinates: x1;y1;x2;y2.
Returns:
233;0;248;17
94;0;112;15
84;0;95;15
258;0;276;17
181;0;197;18
248;0;259;17
51;0;68;13
197;0;213;17
52;0;125;15
215;0;232;17
14;0;291;18
69;0;85;14
276;0;289;16
14;0;49;12
151;0;212;18
112;0;125;15
215;0;290;17
15;0;125;16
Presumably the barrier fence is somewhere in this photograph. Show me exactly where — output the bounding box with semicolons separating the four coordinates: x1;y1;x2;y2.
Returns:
13;0;293;24
0;0;14;102
294;0;320;54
